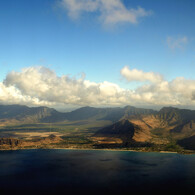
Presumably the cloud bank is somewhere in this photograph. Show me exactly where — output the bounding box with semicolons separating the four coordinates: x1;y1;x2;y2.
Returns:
59;0;152;26
2;66;131;107
121;66;195;107
0;66;195;109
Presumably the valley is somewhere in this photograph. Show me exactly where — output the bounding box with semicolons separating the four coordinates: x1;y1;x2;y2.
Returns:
0;104;194;154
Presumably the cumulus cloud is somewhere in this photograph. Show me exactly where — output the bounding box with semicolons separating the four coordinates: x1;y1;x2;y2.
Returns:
166;36;188;50
120;66;163;83
2;66;132;107
120;66;195;107
59;0;152;25
0;66;195;109
0;81;53;107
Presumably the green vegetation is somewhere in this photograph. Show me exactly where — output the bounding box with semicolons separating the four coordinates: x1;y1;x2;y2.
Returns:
148;142;183;153
0;104;194;154
164;142;183;152
0;120;111;135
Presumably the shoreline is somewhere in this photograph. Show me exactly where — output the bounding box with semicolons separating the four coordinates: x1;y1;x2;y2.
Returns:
0;145;195;155
0;147;138;153
1;146;194;155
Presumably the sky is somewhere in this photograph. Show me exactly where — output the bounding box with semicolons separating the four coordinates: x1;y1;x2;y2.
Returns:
0;0;195;111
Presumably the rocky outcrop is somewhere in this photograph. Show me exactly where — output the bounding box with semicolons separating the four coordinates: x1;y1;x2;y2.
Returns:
0;138;22;147
0;134;63;149
40;134;63;144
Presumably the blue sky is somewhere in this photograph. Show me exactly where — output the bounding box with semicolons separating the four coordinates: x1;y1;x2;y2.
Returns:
0;0;195;110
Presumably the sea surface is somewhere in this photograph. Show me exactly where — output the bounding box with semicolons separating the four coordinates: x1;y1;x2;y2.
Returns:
0;149;195;194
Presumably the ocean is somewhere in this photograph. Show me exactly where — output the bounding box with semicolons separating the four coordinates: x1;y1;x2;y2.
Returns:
0;149;195;194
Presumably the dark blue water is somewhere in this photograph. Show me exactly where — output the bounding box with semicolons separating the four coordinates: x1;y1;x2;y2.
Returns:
0;149;195;194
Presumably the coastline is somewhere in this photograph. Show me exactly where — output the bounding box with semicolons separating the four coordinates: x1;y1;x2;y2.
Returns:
0;147;138;153
1;146;194;155
0;144;195;154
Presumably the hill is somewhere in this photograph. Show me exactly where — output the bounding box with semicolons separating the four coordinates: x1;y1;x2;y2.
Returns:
94;119;151;143
0;104;194;152
0;104;59;124
94;107;195;150
94;119;136;140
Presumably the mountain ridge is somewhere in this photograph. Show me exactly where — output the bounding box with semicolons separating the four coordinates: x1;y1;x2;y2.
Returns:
0;104;157;124
0;104;195;151
94;106;195;149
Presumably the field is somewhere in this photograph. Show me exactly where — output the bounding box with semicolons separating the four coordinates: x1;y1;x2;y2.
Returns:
0;119;194;154
0;120;112;146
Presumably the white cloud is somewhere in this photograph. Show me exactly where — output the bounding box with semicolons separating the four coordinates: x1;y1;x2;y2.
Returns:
0;66;195;109
120;66;163;83
0;81;53;107
120;66;195;107
3;66;132;107
59;0;152;25
166;36;188;50
60;0;99;19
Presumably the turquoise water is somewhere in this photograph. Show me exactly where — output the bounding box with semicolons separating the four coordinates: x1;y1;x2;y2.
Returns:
0;149;195;194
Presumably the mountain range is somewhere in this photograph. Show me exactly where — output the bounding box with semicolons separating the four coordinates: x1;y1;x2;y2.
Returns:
94;106;195;150
0;104;156;123
0;104;194;150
